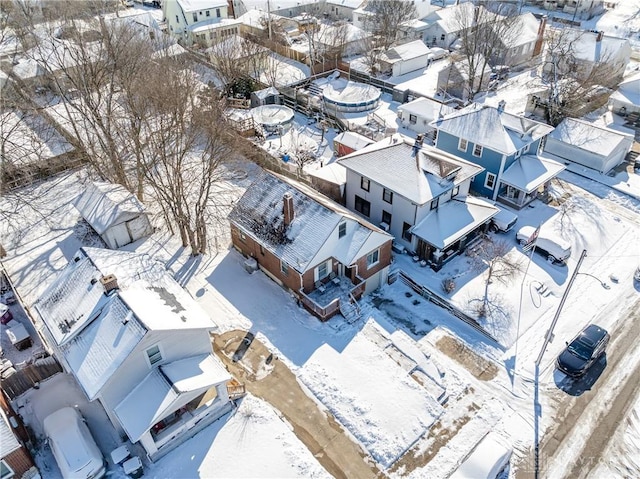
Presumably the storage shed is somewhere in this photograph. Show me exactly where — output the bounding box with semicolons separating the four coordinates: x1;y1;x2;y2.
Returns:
333;131;374;157
74;181;153;249
378;40;431;77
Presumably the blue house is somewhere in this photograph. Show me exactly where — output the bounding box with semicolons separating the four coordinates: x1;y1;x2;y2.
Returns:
430;104;564;209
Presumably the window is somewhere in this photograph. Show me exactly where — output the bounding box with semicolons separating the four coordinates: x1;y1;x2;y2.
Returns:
281;261;289;275
430;197;439;210
524;144;531;153
192;13;197;22
366;249;380;268
458;138;468;152
409;114;417;124
360;176;370;191
383;188;393;204
382;210;392;226
485;172;496;189
514;149;522;159
452;185;460;198
473;144;483;157
259;245;265;255
176;15;179;23
216;8;221;17
402;222;412;241
338;222;347;238
440;33;445;41
206;10;210;17
239;231;247;242
317;261;329;280
354;195;371;217
146;344;162;367
0;460;14;479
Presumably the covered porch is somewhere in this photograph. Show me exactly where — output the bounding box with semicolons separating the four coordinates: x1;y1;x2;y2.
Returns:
114;354;233;461
497;154;566;209
298;274;366;321
410;197;498;271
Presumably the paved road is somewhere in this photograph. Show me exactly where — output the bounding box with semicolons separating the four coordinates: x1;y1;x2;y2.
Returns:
212;330;381;479
516;296;640;478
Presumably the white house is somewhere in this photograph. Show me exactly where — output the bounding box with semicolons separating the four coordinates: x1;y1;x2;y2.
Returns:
542;117;634;174
542;0;605;20
32;247;234;461
326;0;364;21
74;181;154;249
608;72;640;116
397;96;456;134
422;2;480;49
353;0;432;31
378;40;432;77
494;12;541;66
339;134;498;270
163;0;241;46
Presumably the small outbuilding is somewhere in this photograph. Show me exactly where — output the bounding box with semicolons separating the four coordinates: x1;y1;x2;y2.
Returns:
378;40;432;77
333;131;374;157
250;86;281;108
397;97;456;134
542;118;634;174
74;181;153;249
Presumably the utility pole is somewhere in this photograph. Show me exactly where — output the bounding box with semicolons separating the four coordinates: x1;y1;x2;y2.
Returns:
267;0;272;41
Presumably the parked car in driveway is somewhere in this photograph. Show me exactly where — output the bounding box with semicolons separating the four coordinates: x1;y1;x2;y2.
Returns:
43;407;105;479
490;204;518;233
556;324;610;378
516;226;571;264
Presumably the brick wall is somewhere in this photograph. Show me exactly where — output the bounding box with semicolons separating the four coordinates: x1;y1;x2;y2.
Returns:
354;240;392;280
230;224;302;293
3;447;34;479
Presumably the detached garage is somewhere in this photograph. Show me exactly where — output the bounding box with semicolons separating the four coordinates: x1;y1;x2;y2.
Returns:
74;181;153;249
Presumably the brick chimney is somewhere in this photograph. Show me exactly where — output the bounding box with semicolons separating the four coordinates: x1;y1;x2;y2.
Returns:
596;30;604;42
283;192;294;227
100;274;119;294
533;15;547;57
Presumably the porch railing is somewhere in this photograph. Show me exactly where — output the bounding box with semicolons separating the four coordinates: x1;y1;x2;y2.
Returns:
298;293;341;321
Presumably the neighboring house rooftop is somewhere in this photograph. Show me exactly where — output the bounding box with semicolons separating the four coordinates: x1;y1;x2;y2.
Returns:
424;2;479;33
432;104;554;155
381;40;430;63
327;0;363;8
334;131;374;151
338;135;484;204
0;410;20;457
176;0;227;13
34;247;218;400
609;72;640;107
556;28;630;63
74;181;148;235
228;171;390;274
506;12;539;48
548;117;633;157
397;97;456;121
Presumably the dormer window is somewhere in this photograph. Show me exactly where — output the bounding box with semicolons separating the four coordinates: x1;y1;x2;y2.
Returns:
145;344;163;367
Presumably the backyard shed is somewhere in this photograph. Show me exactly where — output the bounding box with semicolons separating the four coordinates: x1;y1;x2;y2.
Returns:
333;131;374;157
74;181;153;249
378;40;431;77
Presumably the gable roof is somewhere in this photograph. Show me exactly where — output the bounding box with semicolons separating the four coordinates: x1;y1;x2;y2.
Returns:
549;118;633;157
338;135;484;204
381;40;430;63
432;104;554;155
228;171;391;274
505;12;540;47
74;181;148;235
176;0;227;13
397;97;456;121
34;247;218;400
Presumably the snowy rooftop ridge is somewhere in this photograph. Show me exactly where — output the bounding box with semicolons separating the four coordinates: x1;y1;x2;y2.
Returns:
548;117;634;157
381;40;430;63
74;181;148;235
338;135;484;205
432;104;554;155
228;171;391;273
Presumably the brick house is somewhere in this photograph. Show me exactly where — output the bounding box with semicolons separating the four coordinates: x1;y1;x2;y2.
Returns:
229;171;393;321
0;392;37;479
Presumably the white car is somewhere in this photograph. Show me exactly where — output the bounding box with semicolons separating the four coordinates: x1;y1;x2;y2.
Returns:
516;226;571;264
490;205;518;233
450;433;512;479
43;407;105;479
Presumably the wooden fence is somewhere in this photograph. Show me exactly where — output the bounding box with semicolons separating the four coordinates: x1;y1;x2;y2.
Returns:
2;356;63;400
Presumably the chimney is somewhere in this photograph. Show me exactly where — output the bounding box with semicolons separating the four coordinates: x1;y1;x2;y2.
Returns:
100;274;119;295
497;100;506;113
533;15;547;57
283;192;294;227
596;31;604;42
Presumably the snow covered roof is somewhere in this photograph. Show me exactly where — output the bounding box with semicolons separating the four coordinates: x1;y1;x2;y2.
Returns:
236;9;269;29
334;131;374;151
177;0;227;13
308;162;347;185
548;118;632;157
500;155;565;194
189;17;242;34
253;86;280;100
432;104;554;155
228;171;391;274
74;181;148;235
507;12;540;47
0;410;20;457
411;197;498;249
326;0;363;8
338;135;484;205
381;40;430;63
556;28;630;63
610;72;640;107
114;354;230;442
34;247;219;399
424;3;478;32
397;97;456;121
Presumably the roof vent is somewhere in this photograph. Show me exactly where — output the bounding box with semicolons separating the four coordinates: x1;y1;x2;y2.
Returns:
100;274;119;295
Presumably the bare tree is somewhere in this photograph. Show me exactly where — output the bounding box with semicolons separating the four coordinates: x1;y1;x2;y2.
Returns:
450;1;522;99
469;236;523;314
362;0;416;50
208;35;268;92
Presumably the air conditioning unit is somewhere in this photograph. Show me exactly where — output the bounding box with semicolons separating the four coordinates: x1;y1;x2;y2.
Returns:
379;222;390;232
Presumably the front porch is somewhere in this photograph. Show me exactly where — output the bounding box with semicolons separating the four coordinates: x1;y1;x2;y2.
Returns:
298;274;365;321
